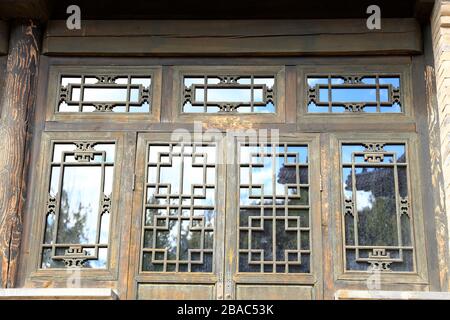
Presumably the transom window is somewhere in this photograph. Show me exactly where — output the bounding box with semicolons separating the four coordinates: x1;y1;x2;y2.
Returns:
58;74;152;113
183;75;275;113
307;75;402;113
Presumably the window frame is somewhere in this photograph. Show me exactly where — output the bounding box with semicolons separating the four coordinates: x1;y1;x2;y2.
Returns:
297;62;415;129
172;65;286;124
45;65;162;123
329;132;429;286
27;131;125;283
18;54;439;298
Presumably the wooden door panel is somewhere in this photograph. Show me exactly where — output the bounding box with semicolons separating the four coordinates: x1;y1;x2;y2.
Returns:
236;285;313;300
137;284;216;300
225;134;323;300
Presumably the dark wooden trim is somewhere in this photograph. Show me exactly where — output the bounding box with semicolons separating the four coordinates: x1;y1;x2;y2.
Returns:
43;19;423;56
0;21;8;56
0;19;41;288
0;0;49;21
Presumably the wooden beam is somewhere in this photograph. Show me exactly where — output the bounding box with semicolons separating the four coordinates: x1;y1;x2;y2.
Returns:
0;21;7;55
0;0;49;21
415;0;436;22
0;19;41;288
43;19;423;56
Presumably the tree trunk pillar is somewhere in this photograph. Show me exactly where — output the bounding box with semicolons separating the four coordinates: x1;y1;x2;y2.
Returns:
0;19;41;288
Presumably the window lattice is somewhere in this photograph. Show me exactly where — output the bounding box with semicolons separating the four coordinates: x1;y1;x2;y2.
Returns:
183;75;275;113
307;75;402;113
239;143;311;273
58;75;151;113
341;143;414;272
42;142;115;269
141;143;217;272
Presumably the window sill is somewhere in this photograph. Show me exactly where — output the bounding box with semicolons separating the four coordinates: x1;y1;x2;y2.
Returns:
0;288;119;300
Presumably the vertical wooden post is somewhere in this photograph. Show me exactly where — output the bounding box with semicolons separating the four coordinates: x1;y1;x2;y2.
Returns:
0;19;41;288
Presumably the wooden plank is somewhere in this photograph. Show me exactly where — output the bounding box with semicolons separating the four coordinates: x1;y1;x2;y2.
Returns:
0;20;41;288
137;284;215;300
43;19;423;56
0;288;118;300
0;0;49;21
236;285;313;300
335;289;450;300
0;21;7;55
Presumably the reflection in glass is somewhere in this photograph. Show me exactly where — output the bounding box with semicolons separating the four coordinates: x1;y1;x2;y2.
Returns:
41;142;115;269
142;143;216;273
239;143;311;273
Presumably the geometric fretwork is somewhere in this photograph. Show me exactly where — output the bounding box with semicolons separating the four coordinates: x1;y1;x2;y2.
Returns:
41;142;115;269
58;74;151;113
341;143;414;272
307;75;402;113
238;143;311;273
183;75;275;113
141;143;217;272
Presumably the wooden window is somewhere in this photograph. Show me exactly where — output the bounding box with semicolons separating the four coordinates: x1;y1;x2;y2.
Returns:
173;66;286;123
42;141;115;269
238;143;311;273
58;75;152;113
297;63;414;122
141;142;217;273
341;142;413;272
22;55;433;299
45;66;162;122
183;76;275;113
307;75;402;113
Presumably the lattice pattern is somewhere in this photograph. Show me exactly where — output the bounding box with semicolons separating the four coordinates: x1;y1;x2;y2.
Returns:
58;74;151;113
238;143;311;273
141;143;217;272
183;75;275;113
341;143;414;272
307;75;402;113
41;142;115;268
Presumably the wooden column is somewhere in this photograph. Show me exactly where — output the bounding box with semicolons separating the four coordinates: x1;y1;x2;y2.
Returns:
0;20;41;288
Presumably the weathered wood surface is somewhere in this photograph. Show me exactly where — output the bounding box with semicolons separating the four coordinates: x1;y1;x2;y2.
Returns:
0;21;8;55
0;0;49;21
0;19;41;288
43;19;422;56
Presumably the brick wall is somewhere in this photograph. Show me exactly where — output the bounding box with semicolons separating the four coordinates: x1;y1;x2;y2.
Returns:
432;0;450;231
